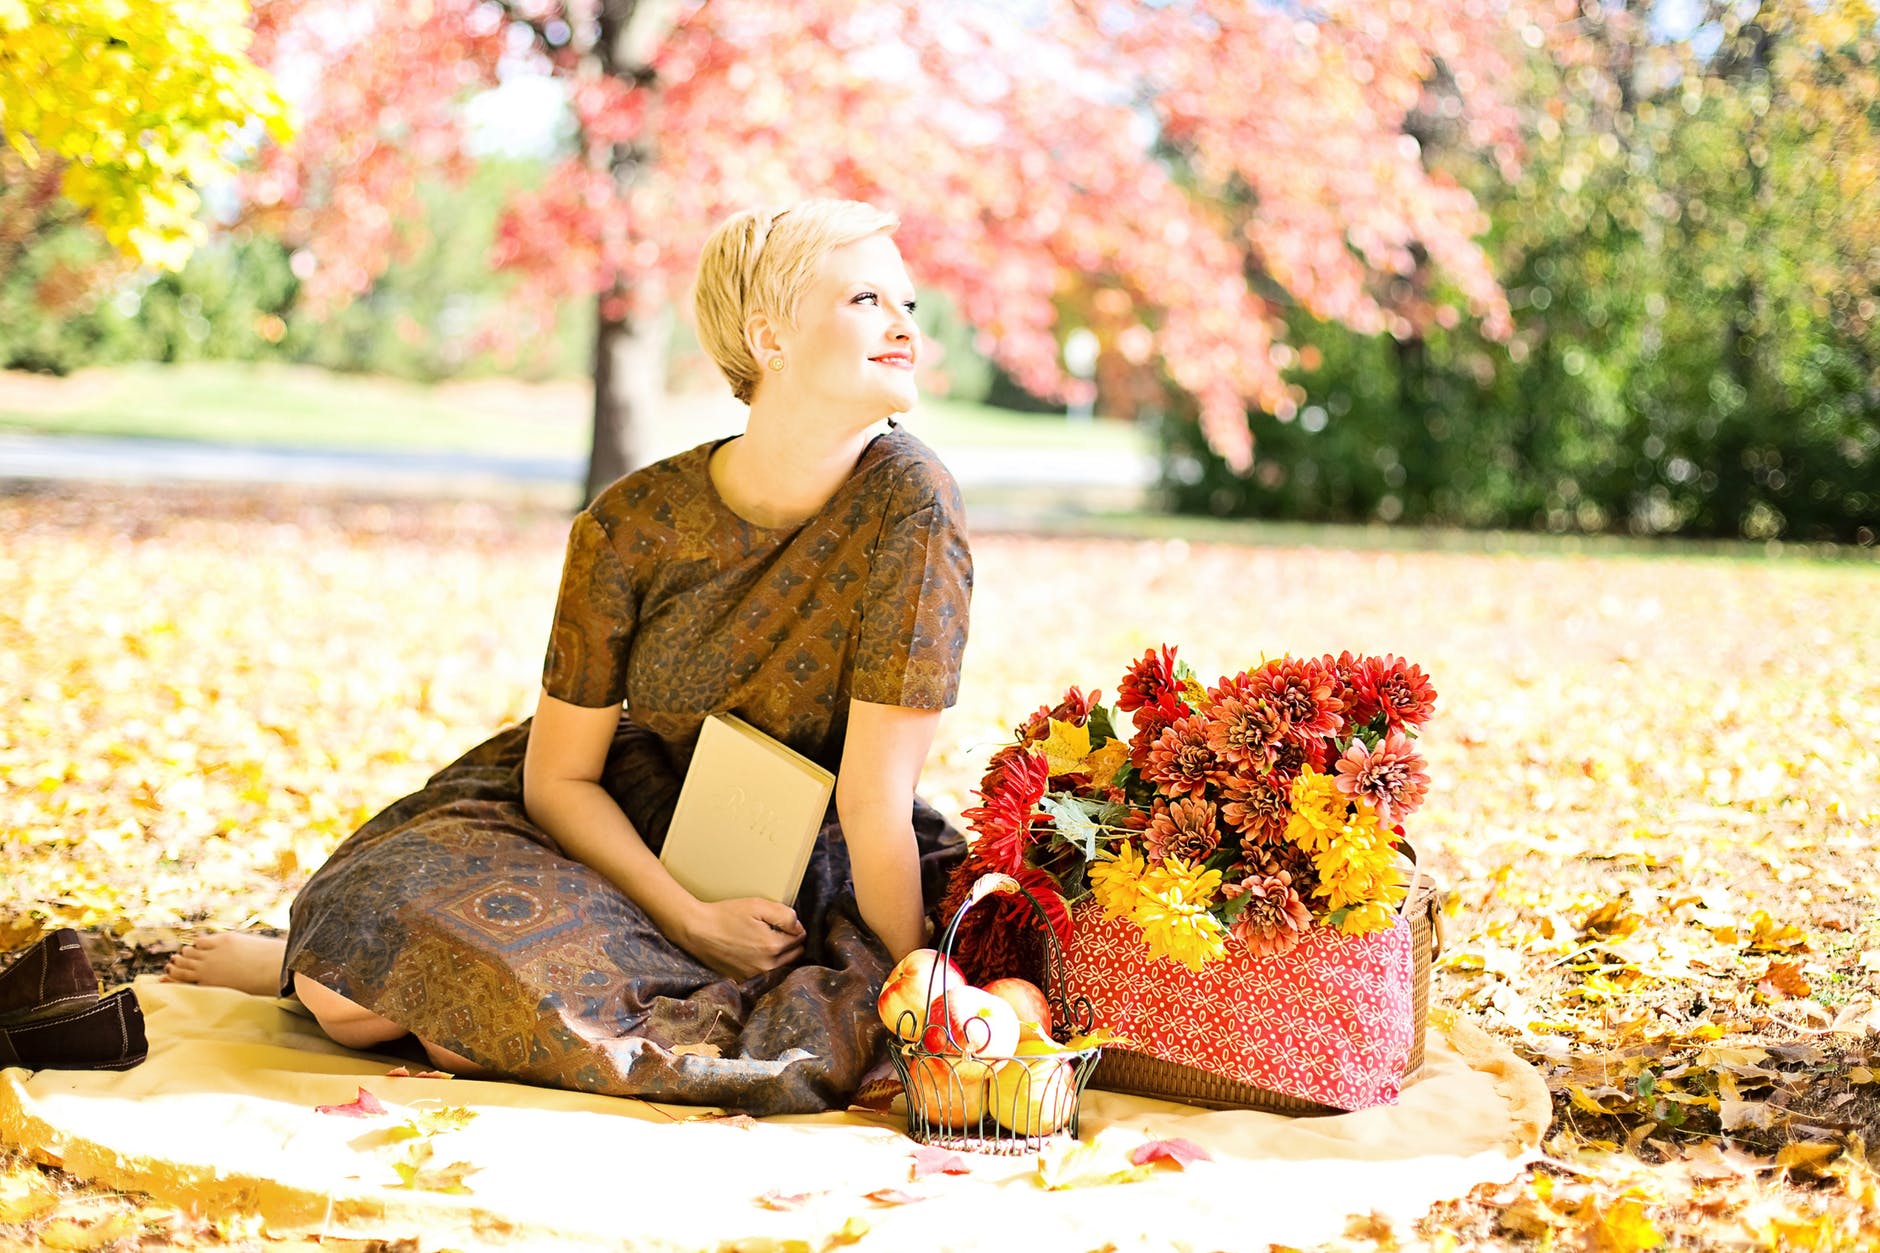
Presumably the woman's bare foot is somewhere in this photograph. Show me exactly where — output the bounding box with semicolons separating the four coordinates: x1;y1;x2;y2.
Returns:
164;933;287;997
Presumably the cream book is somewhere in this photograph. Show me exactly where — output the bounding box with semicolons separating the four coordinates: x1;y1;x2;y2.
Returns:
658;713;835;909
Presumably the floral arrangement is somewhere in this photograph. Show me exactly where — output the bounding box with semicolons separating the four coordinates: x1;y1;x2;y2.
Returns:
938;646;1438;977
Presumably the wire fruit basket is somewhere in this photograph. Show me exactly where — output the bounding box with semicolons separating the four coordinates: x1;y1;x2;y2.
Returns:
885;872;1105;1155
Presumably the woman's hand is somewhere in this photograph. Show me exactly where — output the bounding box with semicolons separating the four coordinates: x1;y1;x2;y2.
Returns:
679;897;807;981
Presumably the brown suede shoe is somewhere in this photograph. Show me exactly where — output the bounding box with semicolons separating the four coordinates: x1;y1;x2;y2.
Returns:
0;928;99;1026
0;987;147;1072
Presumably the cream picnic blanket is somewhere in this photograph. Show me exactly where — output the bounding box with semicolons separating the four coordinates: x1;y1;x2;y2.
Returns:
0;978;1547;1251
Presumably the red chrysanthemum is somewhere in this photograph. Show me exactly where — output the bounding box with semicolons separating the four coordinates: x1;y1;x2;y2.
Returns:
1321;650;1381;726
1332;729;1430;823
1360;655;1438;730
1219;773;1293;846
961;748;1050;872
1144;796;1222;864
1126;691;1191;768
1050;685;1101;726
1116;644;1179;713
1203;694;1286;773
1248;657;1345;742
1223;870;1313;957
1014;704;1053;746
936;861;1064;986
1141;714;1227;799
1266;735;1329;780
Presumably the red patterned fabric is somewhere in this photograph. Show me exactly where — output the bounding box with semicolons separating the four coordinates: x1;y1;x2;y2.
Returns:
1061;897;1415;1111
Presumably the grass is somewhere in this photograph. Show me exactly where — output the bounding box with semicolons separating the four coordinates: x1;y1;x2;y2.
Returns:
0;361;1148;460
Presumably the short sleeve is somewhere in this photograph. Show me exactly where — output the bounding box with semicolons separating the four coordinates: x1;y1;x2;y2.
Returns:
849;468;973;709
541;509;638;708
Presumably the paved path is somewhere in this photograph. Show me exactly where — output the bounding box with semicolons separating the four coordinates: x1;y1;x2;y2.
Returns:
0;429;1156;514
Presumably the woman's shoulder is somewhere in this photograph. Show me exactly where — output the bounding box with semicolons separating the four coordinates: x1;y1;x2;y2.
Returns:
865;423;964;519
582;442;715;534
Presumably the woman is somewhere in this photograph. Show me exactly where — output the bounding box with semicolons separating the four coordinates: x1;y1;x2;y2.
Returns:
168;199;972;1115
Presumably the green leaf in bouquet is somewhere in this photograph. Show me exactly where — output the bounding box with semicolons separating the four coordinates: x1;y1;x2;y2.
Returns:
1174;659;1196;682
1324;906;1352;929
1087;705;1119;745
1216;890;1252;927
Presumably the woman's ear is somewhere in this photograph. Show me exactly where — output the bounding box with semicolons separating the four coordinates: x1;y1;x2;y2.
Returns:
745;310;785;364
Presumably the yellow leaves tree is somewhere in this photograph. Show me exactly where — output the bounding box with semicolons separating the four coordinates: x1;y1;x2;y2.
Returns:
0;0;290;273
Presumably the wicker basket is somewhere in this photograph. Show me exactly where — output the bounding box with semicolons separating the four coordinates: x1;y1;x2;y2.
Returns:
1087;876;1444;1115
887;872;1106;1155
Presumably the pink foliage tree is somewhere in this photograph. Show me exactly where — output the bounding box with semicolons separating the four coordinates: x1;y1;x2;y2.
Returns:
239;0;1546;499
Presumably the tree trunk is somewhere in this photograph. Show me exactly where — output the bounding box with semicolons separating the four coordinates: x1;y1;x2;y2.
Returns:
586;296;671;503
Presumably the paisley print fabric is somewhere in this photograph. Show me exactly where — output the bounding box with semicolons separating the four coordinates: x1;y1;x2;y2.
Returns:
282;425;972;1115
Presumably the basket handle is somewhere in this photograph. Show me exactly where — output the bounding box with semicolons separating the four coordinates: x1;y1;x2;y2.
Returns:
1396;834;1445;961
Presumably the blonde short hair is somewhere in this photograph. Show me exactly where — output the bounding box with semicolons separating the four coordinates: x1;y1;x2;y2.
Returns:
693;199;901;404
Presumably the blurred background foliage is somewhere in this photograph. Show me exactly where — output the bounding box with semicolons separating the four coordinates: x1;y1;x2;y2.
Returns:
2;1;1875;544
1163;4;1880;544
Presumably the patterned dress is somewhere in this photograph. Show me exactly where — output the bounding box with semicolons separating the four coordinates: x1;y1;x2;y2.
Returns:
281;424;972;1115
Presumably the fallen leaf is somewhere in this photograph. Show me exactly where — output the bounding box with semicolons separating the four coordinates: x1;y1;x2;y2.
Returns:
0;1189;57;1223
827;1215;871;1246
863;1186;930;1206
909;1146;971;1179
386;1104;478;1141
37;1215;139;1252
388;1140;479;1194
1848;1066;1875;1084
1756;961;1811;1000
1773;1142;1840;1177
1719;1099;1775;1131
1127;1136;1211;1168
1745;910;1809;954
384;1066;412;1077
669;1041;722;1058
754;1189;826;1211
315;1086;387;1117
1577;1194;1664;1252
1035;1137;1153;1190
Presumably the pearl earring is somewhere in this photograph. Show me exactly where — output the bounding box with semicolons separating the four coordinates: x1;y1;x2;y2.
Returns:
768;356;784;371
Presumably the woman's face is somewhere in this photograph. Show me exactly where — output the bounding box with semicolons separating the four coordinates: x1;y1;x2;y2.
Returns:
768;233;921;421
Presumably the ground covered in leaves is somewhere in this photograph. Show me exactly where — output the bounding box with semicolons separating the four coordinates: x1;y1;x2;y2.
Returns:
3;482;1878;1251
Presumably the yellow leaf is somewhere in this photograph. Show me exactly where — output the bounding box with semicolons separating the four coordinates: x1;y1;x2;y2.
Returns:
1035;1137;1152;1190
1038;719;1092;777
826;1215;872;1246
38;1214;138;1252
1848;1066;1875;1084
1745;910;1809;954
1082;738;1130;788
1579;1195;1663;1252
0;1189;56;1223
1774;1143;1841;1177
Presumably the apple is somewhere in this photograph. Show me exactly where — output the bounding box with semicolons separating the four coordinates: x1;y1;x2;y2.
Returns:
982;977;1053;1042
905;1051;992;1131
877;948;966;1041
985;1054;1078;1136
920;987;1020;1059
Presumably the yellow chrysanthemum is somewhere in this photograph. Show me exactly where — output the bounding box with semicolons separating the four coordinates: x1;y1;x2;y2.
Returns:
1336;901;1400;935
1310;799;1409;924
1132;886;1229;972
1138;855;1223;909
1283;767;1349;854
1088;840;1148;921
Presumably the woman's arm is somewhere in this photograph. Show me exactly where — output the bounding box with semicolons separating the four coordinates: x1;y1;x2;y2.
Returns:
522;690;804;979
836;698;943;964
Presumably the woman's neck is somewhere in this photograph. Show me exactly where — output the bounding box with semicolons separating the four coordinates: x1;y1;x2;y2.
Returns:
711;408;890;529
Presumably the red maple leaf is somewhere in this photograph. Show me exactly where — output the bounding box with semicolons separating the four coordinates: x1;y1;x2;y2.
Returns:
314;1086;387;1117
